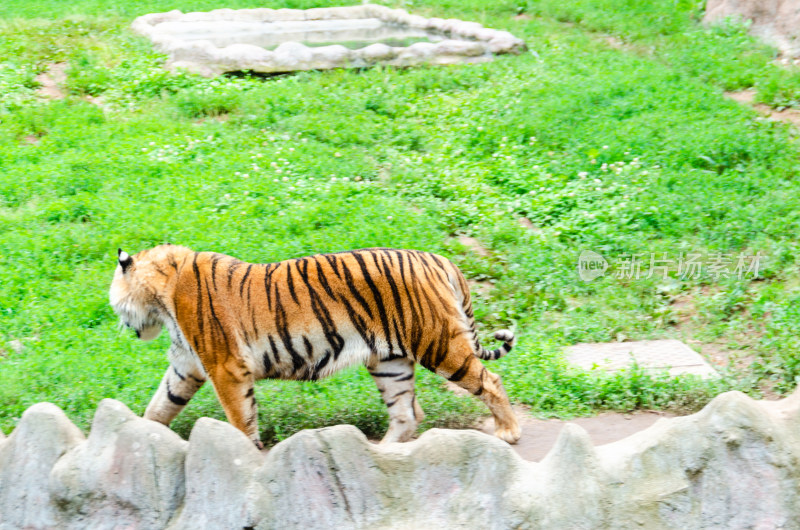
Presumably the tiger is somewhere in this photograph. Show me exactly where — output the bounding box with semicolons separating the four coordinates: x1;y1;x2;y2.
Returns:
109;244;521;448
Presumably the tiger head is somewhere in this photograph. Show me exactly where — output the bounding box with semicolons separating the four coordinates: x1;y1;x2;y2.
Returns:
109;246;176;341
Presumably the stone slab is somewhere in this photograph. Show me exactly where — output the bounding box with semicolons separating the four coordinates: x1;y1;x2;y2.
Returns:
565;339;719;379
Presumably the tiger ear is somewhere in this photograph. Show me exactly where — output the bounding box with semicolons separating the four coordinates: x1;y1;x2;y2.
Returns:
118;248;133;273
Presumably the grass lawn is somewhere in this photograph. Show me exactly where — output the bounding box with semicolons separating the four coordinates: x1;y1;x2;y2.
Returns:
1;0;800;445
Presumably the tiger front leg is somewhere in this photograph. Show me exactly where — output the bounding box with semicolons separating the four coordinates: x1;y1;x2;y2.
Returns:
208;363;263;449
144;363;206;425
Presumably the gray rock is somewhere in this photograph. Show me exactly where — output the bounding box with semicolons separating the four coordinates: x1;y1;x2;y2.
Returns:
0;403;84;530
49;399;187;530
255;425;526;529
360;43;396;62
170;418;264;530
4;390;800;527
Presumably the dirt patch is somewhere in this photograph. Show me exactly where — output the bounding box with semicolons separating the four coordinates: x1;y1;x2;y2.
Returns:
725;89;800;127
457;235;490;257
35;62;68;99
466;278;494;297
603;35;626;50
517;216;543;234
22;135;40;145
479;406;674;461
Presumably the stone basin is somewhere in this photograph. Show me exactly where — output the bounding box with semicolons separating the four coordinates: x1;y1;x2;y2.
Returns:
131;4;527;77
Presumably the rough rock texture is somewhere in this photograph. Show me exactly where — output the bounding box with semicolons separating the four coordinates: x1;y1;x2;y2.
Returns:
172;418;264;529
0;403;84;530
3;391;800;528
131;4;527;77
705;0;800;57
49;399;187;529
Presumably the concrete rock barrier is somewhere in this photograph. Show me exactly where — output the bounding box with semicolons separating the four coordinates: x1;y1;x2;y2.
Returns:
1;390;800;528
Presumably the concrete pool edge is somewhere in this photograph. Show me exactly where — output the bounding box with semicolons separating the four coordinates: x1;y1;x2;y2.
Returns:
131;4;527;76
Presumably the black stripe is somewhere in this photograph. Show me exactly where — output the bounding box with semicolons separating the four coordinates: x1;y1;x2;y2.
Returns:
240;263;254;297
286;263;300;305
339;295;376;351
166;382;189;406
353;251;393;355
378;252;405;327
396;250;424;355
275;288;305;373
227;260;243;289
210;255;221;290
314;256;337;301
172;366;186;381
205;278;230;355
262;347;273;375
303;336;314;358
311;349;332;380
192;253;205;343
297;258;346;360
264;263;275;311
323;253;342;278
448;356;472;382
340;259;374;319
369;371;403;378
395;372;414;381
419;341;436;369
267;335;280;367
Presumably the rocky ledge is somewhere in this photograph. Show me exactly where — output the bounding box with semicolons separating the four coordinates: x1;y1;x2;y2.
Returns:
2;389;800;528
131;4;527;77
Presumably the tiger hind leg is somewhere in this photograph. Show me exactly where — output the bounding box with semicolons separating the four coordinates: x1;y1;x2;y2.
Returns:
426;340;521;444
367;357;424;443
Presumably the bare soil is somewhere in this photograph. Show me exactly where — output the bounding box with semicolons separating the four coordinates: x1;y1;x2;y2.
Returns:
726;89;800;128
35;63;67;99
479;407;674;462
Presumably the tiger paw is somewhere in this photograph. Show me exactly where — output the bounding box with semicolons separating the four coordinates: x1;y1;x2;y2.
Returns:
495;424;522;445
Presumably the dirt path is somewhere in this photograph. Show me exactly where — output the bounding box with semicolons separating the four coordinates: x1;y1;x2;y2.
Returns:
726;89;800;127
479;408;674;462
35;62;68;99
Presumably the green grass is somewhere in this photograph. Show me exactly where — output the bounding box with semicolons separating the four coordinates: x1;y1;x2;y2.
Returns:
1;0;799;445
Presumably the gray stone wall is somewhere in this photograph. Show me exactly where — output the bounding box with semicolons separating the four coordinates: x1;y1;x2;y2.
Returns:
2;390;800;528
